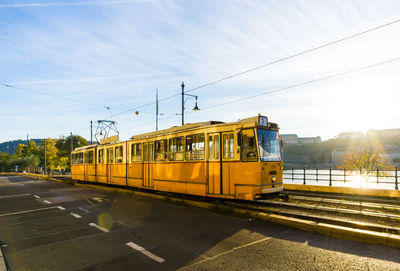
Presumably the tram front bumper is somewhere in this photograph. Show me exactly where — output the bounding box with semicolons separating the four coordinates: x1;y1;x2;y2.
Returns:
261;186;284;194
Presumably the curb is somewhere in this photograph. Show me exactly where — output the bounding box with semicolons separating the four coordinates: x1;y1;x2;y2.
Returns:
284;184;400;198
18;174;400;249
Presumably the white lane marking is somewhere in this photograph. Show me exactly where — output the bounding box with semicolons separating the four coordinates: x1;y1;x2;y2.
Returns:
0;193;30;199
43;200;52;204
0;180;46;186
126;242;165;263
89;223;109;233
78;207;90;213
181;236;272;269
0;206;61;217
57;206;66;210
33;195;40;199
70;212;81;219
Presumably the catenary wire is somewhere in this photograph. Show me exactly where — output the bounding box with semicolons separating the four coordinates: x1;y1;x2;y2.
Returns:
0;84;124;110
122;57;400;133
107;18;400;119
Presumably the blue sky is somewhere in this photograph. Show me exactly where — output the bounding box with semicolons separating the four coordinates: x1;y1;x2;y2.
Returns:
1;0;399;143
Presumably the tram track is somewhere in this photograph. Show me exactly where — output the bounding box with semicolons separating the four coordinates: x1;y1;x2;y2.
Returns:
223;193;400;238
51;176;400;240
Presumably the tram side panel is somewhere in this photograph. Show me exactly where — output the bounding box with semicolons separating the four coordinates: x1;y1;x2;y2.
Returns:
152;161;207;196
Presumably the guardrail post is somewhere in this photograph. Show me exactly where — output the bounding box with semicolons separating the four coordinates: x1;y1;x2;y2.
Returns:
292;168;294;182
329;167;332;186
303;167;306;185
395;167;398;190
316;168;318;183
377;168;379;184
343;168;346;183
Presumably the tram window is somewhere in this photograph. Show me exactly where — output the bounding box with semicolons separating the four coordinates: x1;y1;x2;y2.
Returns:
71;154;76;164
84;151;93;164
208;135;219;160
223;134;234;159
88;150;94;164
186;134;205;160
74;152;83;164
115;146;123;163
98;149;104;164
229;134;234;159
214;135;220;159
155;140;167;161
169;137;184;161
107;148;114;164
143;143;153;162
223;135;228;159
208;136;214;159
240;129;258;161
131;143;142;162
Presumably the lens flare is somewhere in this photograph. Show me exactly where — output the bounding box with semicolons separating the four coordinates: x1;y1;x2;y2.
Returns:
98;213;113;230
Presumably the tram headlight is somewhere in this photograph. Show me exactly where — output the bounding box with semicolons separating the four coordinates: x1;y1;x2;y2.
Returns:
271;175;276;182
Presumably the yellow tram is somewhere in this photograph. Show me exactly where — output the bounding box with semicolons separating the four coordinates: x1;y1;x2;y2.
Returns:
71;115;283;200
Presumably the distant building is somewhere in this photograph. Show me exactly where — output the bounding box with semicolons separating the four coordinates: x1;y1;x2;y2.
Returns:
280;134;321;145
331;149;345;164
337;132;364;140
367;128;400;138
298;136;321;144
280;134;298;144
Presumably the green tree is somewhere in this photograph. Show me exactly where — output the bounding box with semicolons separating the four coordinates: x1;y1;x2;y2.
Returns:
11;155;40;172
56;135;88;171
0;152;11;172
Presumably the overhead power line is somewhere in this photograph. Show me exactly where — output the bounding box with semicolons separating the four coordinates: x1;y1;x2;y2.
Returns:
108;17;400;119
1;84;118;110
195;57;400;111
184;18;400;94
123;57;400;133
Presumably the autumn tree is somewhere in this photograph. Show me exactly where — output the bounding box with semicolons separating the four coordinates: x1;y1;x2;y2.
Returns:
15;141;40;157
40;138;60;173
338;147;392;177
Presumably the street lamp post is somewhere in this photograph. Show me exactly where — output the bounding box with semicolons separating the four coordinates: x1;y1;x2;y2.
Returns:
181;82;200;126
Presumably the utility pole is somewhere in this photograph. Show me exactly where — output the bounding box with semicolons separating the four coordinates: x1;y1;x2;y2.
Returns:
70;132;73;153
90;121;93;145
44;138;47;175
156;88;159;131
181;82;185;126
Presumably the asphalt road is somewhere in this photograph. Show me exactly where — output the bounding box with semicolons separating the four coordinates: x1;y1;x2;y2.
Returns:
0;175;400;271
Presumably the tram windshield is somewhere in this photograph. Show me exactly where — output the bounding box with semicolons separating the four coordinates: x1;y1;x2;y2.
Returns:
257;129;282;162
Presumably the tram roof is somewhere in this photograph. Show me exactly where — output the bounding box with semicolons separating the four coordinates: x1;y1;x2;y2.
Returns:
130;115;278;140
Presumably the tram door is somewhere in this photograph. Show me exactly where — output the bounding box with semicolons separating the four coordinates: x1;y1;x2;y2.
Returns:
222;132;235;195
207;134;221;194
143;142;153;188
106;147;114;184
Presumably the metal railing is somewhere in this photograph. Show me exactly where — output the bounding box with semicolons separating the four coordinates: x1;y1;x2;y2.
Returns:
284;167;399;190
